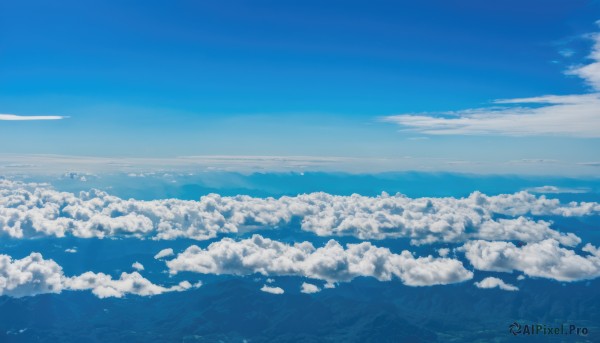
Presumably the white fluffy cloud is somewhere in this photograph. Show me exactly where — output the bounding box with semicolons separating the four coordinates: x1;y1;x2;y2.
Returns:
260;285;284;294
474;277;518;291
0;253;63;297
154;248;175;259
1;180;595;246
461;239;600;282
132;262;144;271
0;252;190;298
166;235;474;286
65;272;191;299
300;282;321;294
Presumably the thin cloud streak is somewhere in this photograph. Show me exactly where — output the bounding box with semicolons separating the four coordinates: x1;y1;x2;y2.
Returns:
0;114;67;121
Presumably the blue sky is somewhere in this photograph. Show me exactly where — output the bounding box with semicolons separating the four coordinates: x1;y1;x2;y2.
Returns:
2;4;600;339
1;0;599;174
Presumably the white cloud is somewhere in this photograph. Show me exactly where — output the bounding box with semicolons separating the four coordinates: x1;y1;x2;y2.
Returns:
525;185;589;194
132;262;144;271
474;277;518;291
65;272;191;298
0;153;597;176
0;114;67;121
0;253;64;297
65;248;77;253
0;252;191;298
438;248;450;257
461;239;600;282
154;248;174;260
469;190;598;218
166;235;474;286
566;27;600;91
260;285;284;294
382;25;600;137
382;94;600;137
300;282;321;294
0;180;595;246
508;158;558;165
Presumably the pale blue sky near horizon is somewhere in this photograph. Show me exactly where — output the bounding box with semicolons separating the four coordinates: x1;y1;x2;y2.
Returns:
1;0;599;174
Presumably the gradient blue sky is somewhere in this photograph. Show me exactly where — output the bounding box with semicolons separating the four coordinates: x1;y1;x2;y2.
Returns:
1;0;599;174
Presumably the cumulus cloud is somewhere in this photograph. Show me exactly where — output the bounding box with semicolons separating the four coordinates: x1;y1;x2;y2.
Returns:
300;282;321;294
0;253;63;297
65;272;191;299
132;262;144;271
154;248;174;260
0;114;66;121
166;235;474;286
461;239;600;282
65;248;77;253
0;180;595;246
0;252;190;298
474;277;518;291
260;285;284;294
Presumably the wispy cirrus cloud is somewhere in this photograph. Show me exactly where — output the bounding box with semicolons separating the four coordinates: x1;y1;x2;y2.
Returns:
566;21;600;91
382;24;600;137
382;94;600;137
578;162;600;167
0;114;67;121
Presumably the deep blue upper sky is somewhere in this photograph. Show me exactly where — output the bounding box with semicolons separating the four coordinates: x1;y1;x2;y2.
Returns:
0;0;599;173
2;0;597;112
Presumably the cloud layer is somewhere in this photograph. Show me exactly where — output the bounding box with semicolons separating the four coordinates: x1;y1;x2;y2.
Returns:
166;234;474;286
1;180;595;246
